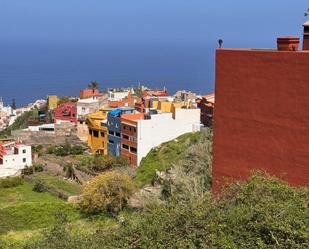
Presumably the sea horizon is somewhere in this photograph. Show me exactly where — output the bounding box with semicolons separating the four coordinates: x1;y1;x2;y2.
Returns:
0;40;215;107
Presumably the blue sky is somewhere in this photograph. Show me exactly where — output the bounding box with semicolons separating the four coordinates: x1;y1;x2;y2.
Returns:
1;0;308;47
0;1;309;106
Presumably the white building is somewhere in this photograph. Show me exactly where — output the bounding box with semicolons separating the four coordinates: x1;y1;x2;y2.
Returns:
108;88;131;101
0;141;32;178
77;96;108;122
121;108;201;166
137;109;200;165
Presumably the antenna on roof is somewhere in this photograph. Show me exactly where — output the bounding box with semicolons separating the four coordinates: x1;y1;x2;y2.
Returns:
218;39;223;49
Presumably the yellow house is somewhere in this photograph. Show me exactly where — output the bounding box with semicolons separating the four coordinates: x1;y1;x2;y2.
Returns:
47;95;58;110
152;100;194;118
86;108;113;155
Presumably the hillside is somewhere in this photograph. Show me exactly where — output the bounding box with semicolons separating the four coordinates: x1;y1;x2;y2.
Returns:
135;130;212;188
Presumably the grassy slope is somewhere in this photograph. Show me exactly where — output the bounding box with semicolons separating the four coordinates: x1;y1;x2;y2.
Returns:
135;132;204;188
0;180;81;244
29;173;83;196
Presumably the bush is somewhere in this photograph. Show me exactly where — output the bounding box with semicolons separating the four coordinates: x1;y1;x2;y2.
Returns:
79;171;136;214
91;155;129;172
32;179;48;192
0;177;23;188
23;174;309;249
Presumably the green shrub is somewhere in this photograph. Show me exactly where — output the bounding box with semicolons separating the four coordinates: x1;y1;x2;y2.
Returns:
32;180;48;193
0;177;23;188
79;171;135;214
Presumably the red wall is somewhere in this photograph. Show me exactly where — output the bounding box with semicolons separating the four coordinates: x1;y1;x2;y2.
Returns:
213;49;309;191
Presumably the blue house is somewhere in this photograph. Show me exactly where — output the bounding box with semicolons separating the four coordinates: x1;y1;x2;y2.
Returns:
107;107;135;156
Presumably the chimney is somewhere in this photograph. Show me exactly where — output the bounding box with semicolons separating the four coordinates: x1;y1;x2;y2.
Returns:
303;21;309;50
277;36;299;51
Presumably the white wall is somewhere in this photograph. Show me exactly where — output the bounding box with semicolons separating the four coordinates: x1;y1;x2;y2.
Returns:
77;98;100;119
136;108;200;165
108;91;129;101
0;145;32;177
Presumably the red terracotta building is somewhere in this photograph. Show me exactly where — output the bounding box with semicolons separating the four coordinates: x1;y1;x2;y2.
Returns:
121;113;144;166
54;102;77;124
212;22;309;191
80;89;103;99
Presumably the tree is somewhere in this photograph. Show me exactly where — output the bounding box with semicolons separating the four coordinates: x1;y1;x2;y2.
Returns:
63;162;77;181
79;171;135;214
305;8;309;16
88;81;100;91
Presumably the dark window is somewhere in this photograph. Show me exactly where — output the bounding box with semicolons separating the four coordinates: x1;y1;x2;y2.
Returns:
133;128;136;132
122;134;129;140
122;144;129;150
129;127;132;131
93;130;99;138
89;129;93;135
116;132;121;137
109;140;114;144
22;149;26;154
130;147;137;153
100;132;105;137
109;130;115;136
123;125;126;130
72;114;75;117
23;158;26;163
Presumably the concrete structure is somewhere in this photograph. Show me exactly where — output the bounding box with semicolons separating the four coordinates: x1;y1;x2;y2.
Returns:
86;108;113;155
108;91;141;108
212;22;309;192
77;96;109;122
0;141;32;177
107;107;135;156
80;89;103;99
12;122;82;146
121;109;201;166
108;88;131;101
54;102;77;124
47;95;58;110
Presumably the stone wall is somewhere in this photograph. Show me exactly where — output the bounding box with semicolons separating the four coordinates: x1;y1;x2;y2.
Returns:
12;122;84;145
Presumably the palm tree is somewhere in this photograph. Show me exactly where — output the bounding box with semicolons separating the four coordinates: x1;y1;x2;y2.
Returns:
305;8;309;16
88;81;100;92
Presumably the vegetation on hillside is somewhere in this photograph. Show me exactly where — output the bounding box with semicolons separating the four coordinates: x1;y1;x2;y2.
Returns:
135;130;212;188
0;110;33;137
79;171;135;215
0;179;81;246
19;174;309;249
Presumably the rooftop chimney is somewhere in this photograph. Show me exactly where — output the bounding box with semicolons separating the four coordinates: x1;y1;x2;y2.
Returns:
303;21;309;50
277;36;299;51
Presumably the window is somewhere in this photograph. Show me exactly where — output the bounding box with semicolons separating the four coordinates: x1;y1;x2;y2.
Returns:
129;136;137;142
22;149;26;154
122;134;129;140
89;129;93;135
116;132;121;137
100;132;105;137
130;147;137;154
23;158;26;163
122;144;129;150
93;130;99;138
109;140;114;144
123;125;126;130
133;128;136;132
109;130;115;136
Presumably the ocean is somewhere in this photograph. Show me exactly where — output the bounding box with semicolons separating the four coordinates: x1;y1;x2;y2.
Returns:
0;40;215;107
